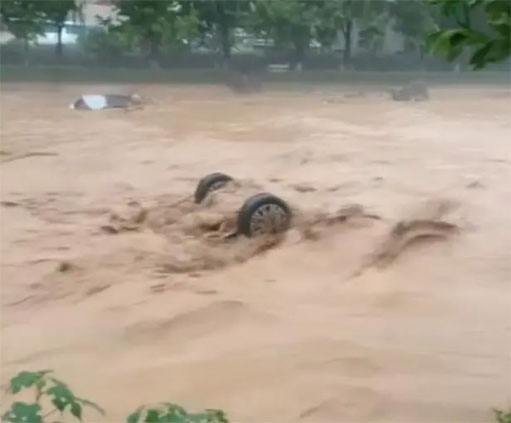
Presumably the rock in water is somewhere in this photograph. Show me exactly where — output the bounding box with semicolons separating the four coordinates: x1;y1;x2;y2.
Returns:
390;80;429;102
225;71;263;94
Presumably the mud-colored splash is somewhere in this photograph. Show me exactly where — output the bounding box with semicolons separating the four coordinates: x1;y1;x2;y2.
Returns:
97;180;389;275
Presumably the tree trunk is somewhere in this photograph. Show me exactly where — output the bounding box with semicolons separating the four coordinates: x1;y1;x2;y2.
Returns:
215;1;231;68
342;20;353;70
219;24;231;67
56;25;64;59
290;41;306;71
147;35;161;68
418;44;426;71
23;38;30;66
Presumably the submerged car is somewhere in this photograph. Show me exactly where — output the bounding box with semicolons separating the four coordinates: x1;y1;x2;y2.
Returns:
193;172;292;238
69;93;144;111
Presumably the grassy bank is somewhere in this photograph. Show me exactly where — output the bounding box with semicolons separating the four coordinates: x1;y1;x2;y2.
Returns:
1;65;509;86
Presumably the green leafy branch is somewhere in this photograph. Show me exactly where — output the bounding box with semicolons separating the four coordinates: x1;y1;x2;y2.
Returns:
5;369;503;423
2;370;104;423
126;403;229;423
2;370;230;423
427;0;510;69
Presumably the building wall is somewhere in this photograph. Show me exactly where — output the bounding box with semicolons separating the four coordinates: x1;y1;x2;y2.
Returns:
74;1;117;25
334;21;405;55
383;22;406;54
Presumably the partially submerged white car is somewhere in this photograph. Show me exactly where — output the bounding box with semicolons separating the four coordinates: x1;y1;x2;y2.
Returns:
69;93;143;111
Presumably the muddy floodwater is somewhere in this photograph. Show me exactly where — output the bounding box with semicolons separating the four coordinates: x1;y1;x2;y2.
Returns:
1;83;510;422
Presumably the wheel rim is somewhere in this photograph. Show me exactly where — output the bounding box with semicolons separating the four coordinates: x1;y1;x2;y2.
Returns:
249;203;290;235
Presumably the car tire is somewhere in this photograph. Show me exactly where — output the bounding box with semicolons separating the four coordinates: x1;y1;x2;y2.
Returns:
194;172;233;203
237;193;291;237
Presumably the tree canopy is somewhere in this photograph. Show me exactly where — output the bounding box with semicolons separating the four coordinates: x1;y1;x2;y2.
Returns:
0;0;44;45
1;0;509;69
106;0;200;64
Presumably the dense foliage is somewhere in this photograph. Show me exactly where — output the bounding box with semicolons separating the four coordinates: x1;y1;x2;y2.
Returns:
1;0;509;68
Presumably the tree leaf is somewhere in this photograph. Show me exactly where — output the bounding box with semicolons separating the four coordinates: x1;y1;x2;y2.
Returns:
427;29;467;60
70;401;83;421
449;29;470;46
491;20;511;37
162;403;186;416
205;409;229;423
46;384;75;412
185;414;209;423
144;408;162;423
9;370;51;394
126;406;144;423
485;0;511;20
471;38;510;68
470;41;494;68
2;402;42;423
